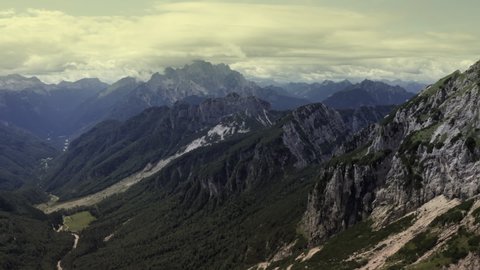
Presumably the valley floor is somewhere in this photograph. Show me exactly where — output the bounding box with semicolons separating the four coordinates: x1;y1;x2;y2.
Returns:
36;153;178;213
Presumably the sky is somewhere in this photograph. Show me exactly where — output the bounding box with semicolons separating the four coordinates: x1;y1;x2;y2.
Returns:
0;0;479;84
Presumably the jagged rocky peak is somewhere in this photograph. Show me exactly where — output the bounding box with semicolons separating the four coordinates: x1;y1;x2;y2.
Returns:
282;103;348;168
195;93;273;126
146;60;258;103
181;60;233;77
301;60;480;245
151;60;243;84
374;61;480;206
338;105;395;132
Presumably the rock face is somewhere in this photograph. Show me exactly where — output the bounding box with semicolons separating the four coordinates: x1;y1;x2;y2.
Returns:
445;252;480;270
282;104;393;168
302;61;480;244
338;105;394;132
375;63;480;218
282;103;347;168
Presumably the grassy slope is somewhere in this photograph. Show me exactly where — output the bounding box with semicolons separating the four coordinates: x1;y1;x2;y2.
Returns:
64;211;97;232
385;200;478;269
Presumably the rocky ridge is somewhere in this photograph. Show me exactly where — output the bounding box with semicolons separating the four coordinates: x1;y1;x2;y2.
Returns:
302;60;480;246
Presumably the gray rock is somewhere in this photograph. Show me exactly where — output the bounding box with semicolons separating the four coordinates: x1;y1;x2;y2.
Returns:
301;60;480;244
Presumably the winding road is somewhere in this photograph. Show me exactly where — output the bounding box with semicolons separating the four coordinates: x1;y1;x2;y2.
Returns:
56;233;79;270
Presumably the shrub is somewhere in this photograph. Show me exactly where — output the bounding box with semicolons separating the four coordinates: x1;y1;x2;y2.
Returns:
465;136;477;153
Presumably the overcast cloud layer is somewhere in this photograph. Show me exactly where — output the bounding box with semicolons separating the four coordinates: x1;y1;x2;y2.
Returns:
0;0;479;83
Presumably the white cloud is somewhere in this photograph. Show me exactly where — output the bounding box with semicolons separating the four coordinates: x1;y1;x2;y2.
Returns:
0;2;478;83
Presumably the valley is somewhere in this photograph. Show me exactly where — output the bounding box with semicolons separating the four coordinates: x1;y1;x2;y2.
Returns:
0;59;479;269
36;153;179;213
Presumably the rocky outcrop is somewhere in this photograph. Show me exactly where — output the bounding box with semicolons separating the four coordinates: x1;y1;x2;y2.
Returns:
375;62;480;220
302;60;480;244
445;252;480;270
338;105;394;132
282;103;347;168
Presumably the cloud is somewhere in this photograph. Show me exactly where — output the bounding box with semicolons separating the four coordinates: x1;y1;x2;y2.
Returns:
0;2;478;83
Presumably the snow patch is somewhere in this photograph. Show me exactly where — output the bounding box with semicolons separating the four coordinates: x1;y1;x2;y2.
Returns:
207;124;232;140
263;109;273;125
182;122;250;154
184;137;208;153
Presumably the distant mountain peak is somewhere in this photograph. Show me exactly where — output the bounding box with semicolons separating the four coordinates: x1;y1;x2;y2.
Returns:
1;74;41;81
359;79;382;86
188;60;230;70
143;60;258;104
0;74;45;91
323;79;414;109
57;78;108;90
181;60;234;78
321;80;335;85
150;61;238;82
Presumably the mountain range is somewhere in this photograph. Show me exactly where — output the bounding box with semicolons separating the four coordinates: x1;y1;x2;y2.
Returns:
323;79;415;109
2;59;477;270
0;61;414;144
